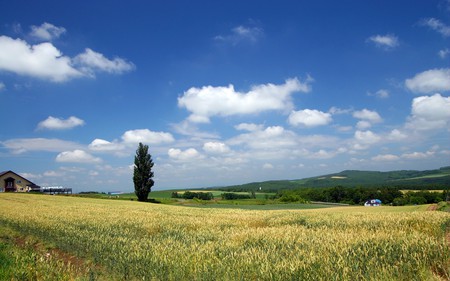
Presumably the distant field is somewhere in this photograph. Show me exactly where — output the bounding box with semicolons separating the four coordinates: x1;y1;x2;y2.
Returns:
398;173;450;180
78;189;276;201
185;202;334;210
0;193;448;280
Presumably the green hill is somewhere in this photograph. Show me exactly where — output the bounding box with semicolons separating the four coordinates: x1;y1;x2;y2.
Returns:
216;166;450;192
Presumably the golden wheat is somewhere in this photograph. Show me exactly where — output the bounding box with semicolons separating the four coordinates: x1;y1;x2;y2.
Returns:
0;193;448;280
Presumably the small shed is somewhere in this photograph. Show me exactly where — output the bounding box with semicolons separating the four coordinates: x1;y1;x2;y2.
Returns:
0;170;40;192
364;199;382;207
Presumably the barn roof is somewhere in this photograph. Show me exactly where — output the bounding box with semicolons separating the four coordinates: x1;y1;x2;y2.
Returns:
0;170;37;186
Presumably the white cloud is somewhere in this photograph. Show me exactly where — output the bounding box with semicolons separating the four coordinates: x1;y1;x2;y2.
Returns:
329;107;352;115
353;109;383;123
387;129;408;141
74;48;135;75
0;36;83;82
262;163;274;169
168;148;202;161
372;154;399;161
368;89;389;98
234;123;264;132
406;94;450;130
353;130;381;150
178;77;312;123
203;142;231;154
0;82;5;91
43;170;65;177
420;18;450;37
171;120;220;139
29;22;66;41
367;34;399;49
356;120;372;130
55;150;102;163
214;24;264;45
438;48;450;59
88;139;125;152
405;68;450;93
288;109;332;127
1;138;82;154
37;116;85;130
229;126;299;152
121;129;175;144
401;151;434;160
0;35;134;82
309;149;336;159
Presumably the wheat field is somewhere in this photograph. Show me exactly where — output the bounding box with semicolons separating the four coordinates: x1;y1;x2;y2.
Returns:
0;193;449;280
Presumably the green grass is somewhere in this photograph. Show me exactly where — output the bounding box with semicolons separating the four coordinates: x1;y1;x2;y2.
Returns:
185;202;334;210
76;190;276;202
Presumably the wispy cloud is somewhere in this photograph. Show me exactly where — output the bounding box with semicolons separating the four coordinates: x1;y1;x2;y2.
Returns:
367;34;399;49
438;48;450;59
420;18;450;37
29;22;66;41
215;23;264;45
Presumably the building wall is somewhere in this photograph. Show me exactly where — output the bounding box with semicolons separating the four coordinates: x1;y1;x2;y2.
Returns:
0;172;33;192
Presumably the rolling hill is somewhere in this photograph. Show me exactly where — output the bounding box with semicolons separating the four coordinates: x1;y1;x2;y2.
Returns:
215;166;450;192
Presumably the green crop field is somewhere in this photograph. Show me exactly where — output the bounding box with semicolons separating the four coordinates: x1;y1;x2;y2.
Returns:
0;193;449;280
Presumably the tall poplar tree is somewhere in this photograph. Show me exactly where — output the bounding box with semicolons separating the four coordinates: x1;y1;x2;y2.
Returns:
133;142;154;202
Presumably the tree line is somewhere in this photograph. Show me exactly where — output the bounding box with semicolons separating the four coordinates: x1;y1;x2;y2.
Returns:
276;186;447;205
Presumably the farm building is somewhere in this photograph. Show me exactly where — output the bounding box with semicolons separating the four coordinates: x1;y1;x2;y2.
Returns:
0;170;40;192
364;199;382;207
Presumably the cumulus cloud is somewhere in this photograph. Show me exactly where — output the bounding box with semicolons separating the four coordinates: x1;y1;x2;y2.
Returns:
372;154;399;161
214;24;264;45
88;139;125;152
0;33;134;82
262;163;274;169
356;120;372;130
387;129;408;141
1;138;82;154
37;116;85;130
401;151;434;159
234;123;264;132
121;129;175;144
353;109;383;123
367;34;399;49
229;126;298;150
0;36;83;82
420;18;450;37
74;48;135;75
203;142;231;154
56;149;102;163
406;94;450;130
29;22;66;41
353;130;381;150
178;77;312;123
288;109;332;127
0;82;5;91
168;148;202;161
405;68;450;93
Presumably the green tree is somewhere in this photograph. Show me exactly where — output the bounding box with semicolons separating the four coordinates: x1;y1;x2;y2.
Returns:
133;143;154;202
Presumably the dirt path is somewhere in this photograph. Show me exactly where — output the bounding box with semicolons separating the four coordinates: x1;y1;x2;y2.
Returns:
427;204;438;211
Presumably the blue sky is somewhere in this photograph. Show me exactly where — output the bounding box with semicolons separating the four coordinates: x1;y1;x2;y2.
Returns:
1;0;449;192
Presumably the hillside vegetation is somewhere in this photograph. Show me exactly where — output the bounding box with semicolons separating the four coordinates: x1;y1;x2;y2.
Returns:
0;193;449;280
217;166;450;192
